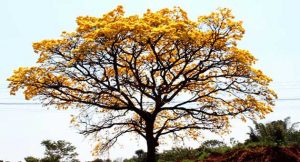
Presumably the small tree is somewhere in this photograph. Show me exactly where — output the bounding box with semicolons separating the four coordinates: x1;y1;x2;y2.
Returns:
91;159;104;162
40;140;79;162
91;159;111;162
135;149;145;158
24;157;40;162
201;139;226;149
8;6;276;162
135;149;146;162
24;140;79;162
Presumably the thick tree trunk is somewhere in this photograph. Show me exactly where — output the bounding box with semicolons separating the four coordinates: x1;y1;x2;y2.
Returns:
145;119;158;162
146;138;157;162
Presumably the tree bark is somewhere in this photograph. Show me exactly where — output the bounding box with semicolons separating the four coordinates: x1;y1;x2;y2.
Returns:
146;138;158;162
145;119;158;162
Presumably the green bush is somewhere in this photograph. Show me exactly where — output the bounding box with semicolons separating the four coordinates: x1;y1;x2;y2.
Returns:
181;160;195;162
198;152;210;160
24;156;40;162
159;147;198;161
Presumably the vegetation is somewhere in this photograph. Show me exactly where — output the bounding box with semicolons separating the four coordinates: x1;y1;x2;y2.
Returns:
158;147;199;162
245;117;300;146
123;149;147;162
91;159;112;162
24;140;79;162
124;117;300;162
8;6;276;162
0;118;296;162
24;157;40;162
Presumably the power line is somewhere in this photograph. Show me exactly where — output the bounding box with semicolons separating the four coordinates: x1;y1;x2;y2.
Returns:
0;102;41;105
0;98;300;106
277;98;300;101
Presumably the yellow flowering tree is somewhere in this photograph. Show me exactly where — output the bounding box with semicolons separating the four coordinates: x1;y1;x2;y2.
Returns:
8;6;276;162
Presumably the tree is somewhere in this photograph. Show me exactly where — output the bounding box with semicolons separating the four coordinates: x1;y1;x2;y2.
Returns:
91;159;111;162
23;140;79;162
135;149;147;162
201;139;226;149
40;140;79;162
135;149;145;159
8;6;276;162
158;147;198;161
246;117;300;146
91;159;104;162
24;156;40;162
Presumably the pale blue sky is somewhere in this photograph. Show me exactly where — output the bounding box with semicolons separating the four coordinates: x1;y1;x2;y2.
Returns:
1;0;300;161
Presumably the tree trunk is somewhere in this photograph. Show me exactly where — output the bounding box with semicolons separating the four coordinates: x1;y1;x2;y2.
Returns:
145;119;158;162
146;138;157;162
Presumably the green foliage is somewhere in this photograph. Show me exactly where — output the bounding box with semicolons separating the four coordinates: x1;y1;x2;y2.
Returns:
123;149;147;162
40;140;79;162
245;117;300;146
123;160;136;162
201;139;226;149
196;140;231;161
91;159;104;162
157;142;230;161
23;140;79;162
286;131;300;146
243;141;277;149
135;149;145;159
197;151;210;160
196;139;231;159
181;160;194;162
91;158;112;162
159;147;199;161
134;149;146;162
24;156;40;162
157;160;172;162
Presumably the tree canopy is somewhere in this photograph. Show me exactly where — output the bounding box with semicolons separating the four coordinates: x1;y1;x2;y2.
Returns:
41;140;79;162
24;140;79;162
8;6;276;162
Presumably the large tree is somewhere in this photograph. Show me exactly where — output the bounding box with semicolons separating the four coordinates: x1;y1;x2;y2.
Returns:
8;6;276;162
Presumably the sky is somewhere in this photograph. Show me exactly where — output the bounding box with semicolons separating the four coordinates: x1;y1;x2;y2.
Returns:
0;0;300;161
